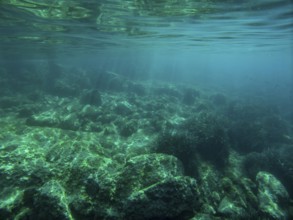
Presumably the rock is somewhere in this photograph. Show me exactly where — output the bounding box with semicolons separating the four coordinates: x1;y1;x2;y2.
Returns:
123;176;199;220
119;120;137;137
155;113;228;175
114;154;200;219
26;111;60;128
17;106;36;118
33;180;73;220
128;82;146;96
59;113;80;130
190;213;221;220
80;89;102;106
256;171;289;219
217;196;244;218
114;101;133;116
182;88;200;105
116;154;184;196
243;146;293;197
0;187;25;220
80;105;100;119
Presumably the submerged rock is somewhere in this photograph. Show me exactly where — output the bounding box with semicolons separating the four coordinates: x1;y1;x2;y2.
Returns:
80;89;102;106
33;180;73;220
182;88;200;105
123;176;199;220
114;154;200;219
115;154;185;197
0;187;25;220
155;112;228;176
243;145;293;198
119;120;137;137
26;111;60;128
128;82;146;96
256;171;289;219
114;101;133;116
217;196;245;218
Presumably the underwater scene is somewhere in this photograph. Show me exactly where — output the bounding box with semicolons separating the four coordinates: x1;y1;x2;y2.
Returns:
0;0;293;219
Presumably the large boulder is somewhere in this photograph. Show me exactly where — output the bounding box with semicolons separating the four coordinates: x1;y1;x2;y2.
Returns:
256;171;290;219
155;113;228;176
123;176;199;220
115;154;200;220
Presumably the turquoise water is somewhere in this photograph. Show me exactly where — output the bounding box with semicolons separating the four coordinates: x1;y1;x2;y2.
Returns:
0;1;293;220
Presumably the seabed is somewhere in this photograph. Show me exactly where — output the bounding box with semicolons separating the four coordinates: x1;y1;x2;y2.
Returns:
0;68;292;220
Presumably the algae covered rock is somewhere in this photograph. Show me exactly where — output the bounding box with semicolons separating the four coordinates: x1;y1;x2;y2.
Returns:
243;145;293;198
116;153;184;197
256;171;289;219
123;176;199;220
155;112;228;176
114;101;133;116
182;88;200;105
115;153;200;219
80;89;102;106
119;120;137;137
33;180;73;220
217;196;245;218
26;111;60;128
0;187;26;220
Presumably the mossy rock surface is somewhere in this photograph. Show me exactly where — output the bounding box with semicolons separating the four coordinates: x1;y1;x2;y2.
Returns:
115;153;185;197
123;176;199;220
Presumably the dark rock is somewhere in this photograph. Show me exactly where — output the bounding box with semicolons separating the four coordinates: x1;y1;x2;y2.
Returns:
190;213;221;220
123;176;199;220
183;113;228;166
59;114;80;130
112;154;200;219
128;82;146;96
155;113;228;175
114;101;133;116
80;89;102;106
155;129;198;176
262;115;290;143
0;187;26;220
18;106;37;118
33;180;73;220
119;121;137;137
182;88;200;105
84;174;100;196
228;121;267;153
95;71;125;91
69;194;97;220
244;145;293;197
80;105;100;120
116;154;184;197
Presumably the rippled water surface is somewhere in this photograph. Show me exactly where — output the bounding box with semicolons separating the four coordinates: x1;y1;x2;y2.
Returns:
1;0;292;56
